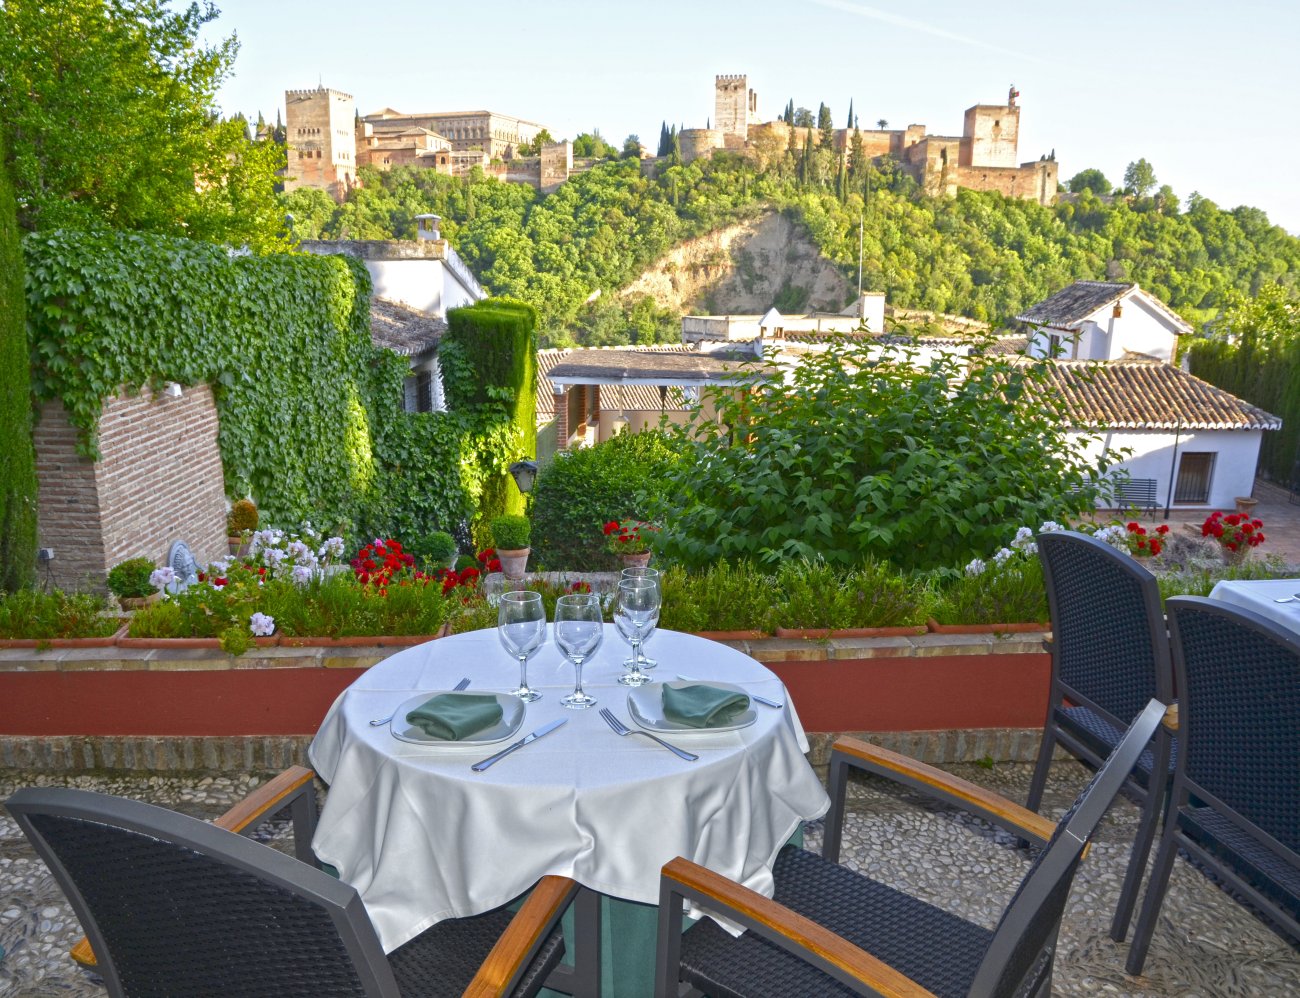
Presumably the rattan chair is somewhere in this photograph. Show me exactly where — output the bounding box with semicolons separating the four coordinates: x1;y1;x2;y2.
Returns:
654;699;1167;998
1126;597;1300;975
7;767;576;998
1029;529;1175;942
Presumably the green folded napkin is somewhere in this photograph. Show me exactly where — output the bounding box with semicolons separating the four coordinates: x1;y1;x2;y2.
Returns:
662;684;751;728
405;693;503;741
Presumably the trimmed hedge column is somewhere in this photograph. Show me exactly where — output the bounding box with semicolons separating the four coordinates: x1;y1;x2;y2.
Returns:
0;130;38;589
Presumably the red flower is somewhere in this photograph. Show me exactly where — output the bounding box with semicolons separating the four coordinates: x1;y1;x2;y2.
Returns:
459;567;480;585
213;577;228;587
1126;521;1140;532
603;521;619;536
1252;519;1263;529
487;558;502;573
1156;524;1169;535
258;566;267;576
568;581;592;594
478;548;496;563
1149;539;1162;555
197;571;207;582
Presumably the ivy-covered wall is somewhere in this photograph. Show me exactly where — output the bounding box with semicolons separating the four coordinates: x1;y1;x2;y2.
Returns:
0;130;38;590
22;229;527;543
440;300;537;544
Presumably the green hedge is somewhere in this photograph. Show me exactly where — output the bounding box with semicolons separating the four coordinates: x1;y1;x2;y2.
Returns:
22;229;524;542
440;299;537;545
0;130;38;589
531;431;679;570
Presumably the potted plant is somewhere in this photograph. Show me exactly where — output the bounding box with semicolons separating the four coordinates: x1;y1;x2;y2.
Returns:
490;515;531;580
106;557;160;610
227;498;258;556
416;530;458;571
1201;510;1266;565
603;520;658;569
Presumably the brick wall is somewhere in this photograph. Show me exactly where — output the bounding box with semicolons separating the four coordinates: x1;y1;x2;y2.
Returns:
35;385;229;590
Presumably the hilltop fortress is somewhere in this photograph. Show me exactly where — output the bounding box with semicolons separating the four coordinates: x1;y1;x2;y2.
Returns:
681;76;1058;206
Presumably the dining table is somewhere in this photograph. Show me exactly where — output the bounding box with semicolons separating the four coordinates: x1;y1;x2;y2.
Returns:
1207;578;1300;633
307;624;830;997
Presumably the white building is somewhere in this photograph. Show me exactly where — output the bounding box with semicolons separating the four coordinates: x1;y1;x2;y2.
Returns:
682;293;887;348
1016;280;1192;364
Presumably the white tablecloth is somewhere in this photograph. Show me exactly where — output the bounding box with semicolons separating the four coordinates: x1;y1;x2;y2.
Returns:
1207;578;1300;633
308;626;830;953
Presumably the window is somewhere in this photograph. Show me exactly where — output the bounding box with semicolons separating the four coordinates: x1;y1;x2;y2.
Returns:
1174;452;1215;504
1047;333;1062;357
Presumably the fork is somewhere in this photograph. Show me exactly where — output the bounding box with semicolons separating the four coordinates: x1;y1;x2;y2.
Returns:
370;677;470;726
598;708;698;762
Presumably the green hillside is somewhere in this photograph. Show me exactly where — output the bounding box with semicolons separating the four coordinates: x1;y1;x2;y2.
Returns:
282;154;1300;348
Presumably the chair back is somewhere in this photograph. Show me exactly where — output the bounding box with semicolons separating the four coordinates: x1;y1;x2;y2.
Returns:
1037;530;1172;725
970;698;1166;996
1165;597;1300;854
6;787;400;998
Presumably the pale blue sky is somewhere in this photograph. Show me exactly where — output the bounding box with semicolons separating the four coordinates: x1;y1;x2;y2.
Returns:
209;0;1299;233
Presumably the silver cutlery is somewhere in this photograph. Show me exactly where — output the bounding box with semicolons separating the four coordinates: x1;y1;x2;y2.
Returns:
598;707;698;762
675;674;785;709
371;676;470;726
1273;593;1300;604
471;718;566;772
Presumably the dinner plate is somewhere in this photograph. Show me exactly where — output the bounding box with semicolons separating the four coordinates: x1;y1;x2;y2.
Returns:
389;691;526;746
626;681;757;733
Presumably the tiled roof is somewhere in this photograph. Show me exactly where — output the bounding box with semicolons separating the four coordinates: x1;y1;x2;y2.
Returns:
536;347;694;417
370;298;445;358
545;348;755;384
1015;281;1133;327
1032;361;1281;430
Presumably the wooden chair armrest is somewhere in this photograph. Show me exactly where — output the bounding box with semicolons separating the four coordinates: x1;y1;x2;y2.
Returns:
214;765;315;835
462;876;580;998
662;858;937;998
72;766;317;968
833;737;1057;847
1162;703;1179;733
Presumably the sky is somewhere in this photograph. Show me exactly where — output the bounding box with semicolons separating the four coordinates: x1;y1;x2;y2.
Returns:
208;0;1299;233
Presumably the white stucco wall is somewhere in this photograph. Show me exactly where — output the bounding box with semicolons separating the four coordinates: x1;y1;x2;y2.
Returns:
1026;294;1179;363
362;259;482;317
1067;427;1264;510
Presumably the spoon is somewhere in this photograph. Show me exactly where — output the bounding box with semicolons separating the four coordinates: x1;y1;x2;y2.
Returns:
1273;593;1300;604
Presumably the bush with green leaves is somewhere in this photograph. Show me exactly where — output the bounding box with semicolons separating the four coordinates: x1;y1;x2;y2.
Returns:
774;559;929;629
105;557;158;599
0;589;117;639
653;337;1111;572
490;514;531;550
408;530;458;569
657;563;782;634
532;430;680;570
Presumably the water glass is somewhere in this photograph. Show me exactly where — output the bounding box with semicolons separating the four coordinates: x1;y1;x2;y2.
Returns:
620;567;661;670
497;590;546;702
615;578;659;687
555;594;604;709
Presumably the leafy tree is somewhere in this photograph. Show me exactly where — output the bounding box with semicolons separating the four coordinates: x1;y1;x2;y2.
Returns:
793;107;815;128
877;119;888;130
1067;168;1111;196
1123;158;1157;197
817;103;835;148
621;134;642;158
0;0;287;250
516;128;555;156
1155;184;1179;214
0;130;37;589
652;337;1110;571
572;131;616;159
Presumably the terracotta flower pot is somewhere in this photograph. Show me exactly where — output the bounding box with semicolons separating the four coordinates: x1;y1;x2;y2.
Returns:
1221;545;1249;566
1234;496;1259;516
497;547;530;580
618;551;652;570
118;593;161;612
228;536;251;557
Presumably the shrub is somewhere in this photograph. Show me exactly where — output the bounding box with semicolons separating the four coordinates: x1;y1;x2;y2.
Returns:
409;530;458;568
927;559;1049;626
657;563;781;633
653;336;1112;572
532;431;680;570
105;557;158;599
227;499;258;534
0;589;117;639
491;514;531;550
773;558;928;629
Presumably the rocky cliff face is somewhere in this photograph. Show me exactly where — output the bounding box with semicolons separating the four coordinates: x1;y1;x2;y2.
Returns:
619;209;851;315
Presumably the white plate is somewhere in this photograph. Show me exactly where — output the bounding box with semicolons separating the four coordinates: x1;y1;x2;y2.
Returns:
390;691;525;746
626;681;757;733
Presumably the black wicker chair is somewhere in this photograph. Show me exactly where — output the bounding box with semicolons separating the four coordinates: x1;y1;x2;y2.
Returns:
654;699;1167;998
1126;597;1300;975
1029;529;1175;942
7;768;576;998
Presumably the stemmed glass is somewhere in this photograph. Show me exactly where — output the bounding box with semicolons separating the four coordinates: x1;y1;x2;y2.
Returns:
497;590;546;702
620;567;660;670
615;578;659;687
555;593;604;709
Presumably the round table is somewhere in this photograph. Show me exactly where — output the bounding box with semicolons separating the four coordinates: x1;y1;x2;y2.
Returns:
308;625;829;964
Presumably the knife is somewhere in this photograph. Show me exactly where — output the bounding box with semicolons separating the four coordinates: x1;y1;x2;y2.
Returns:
471;718;567;772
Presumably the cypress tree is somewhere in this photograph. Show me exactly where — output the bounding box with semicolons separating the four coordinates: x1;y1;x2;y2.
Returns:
0;128;38;590
817;103;835;149
846;99;854;129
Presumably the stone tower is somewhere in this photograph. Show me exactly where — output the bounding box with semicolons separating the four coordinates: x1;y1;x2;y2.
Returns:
284;85;358;202
714;75;759;142
959;96;1021;170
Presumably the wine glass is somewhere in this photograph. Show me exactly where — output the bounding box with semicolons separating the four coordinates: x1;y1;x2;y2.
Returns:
615;578;659;687
497;590;546;702
620;567;661;670
555;593;604;709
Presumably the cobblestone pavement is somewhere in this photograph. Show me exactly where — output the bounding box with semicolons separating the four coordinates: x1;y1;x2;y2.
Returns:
1;763;1296;996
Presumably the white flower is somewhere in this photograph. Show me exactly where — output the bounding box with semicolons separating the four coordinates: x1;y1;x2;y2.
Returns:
1093;525;1129;551
291;565;314;586
210;557;233;574
286;540;316;566
1011;526;1035;549
249;612;275;637
262;547;287;568
965;558;987;577
1038;520;1065;533
149;566;176;589
318;536;345;560
993;547;1015;566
